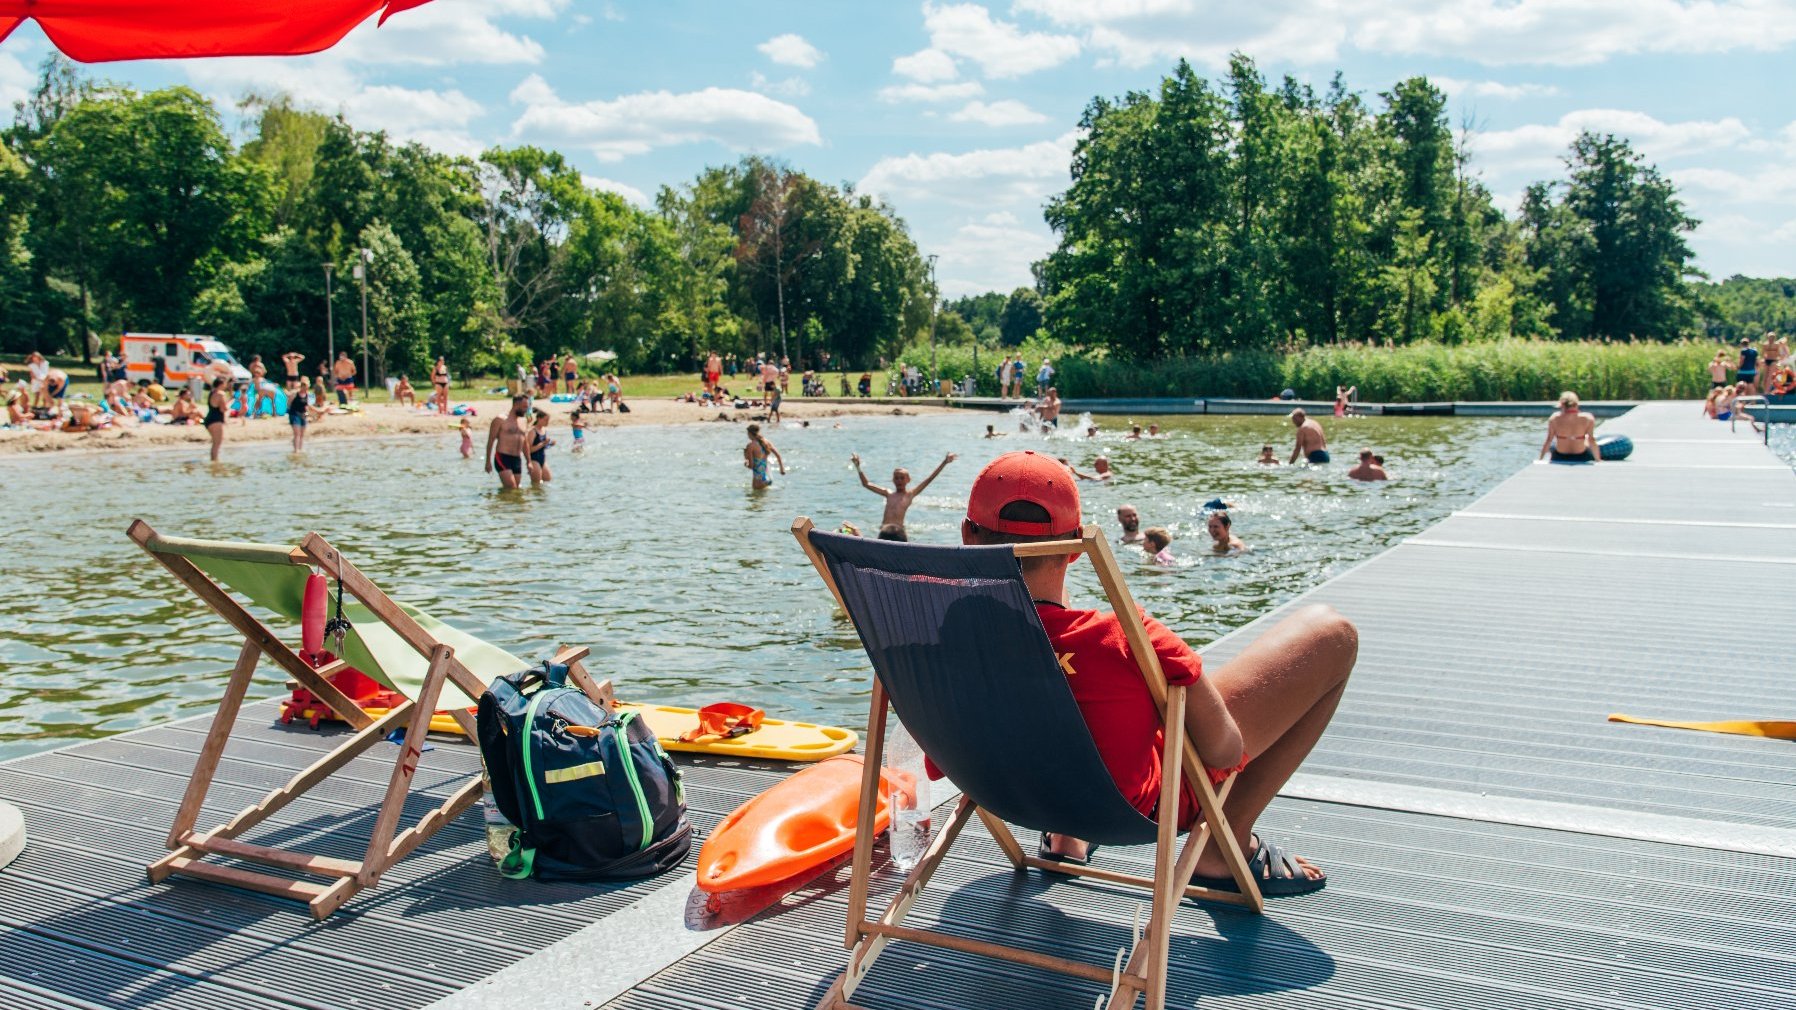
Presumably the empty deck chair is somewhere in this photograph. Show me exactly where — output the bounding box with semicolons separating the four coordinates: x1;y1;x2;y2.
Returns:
126;520;612;919
790;518;1264;1010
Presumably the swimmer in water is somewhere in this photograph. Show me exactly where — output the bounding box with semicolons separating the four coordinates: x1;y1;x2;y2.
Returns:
1090;456;1113;480
853;451;957;536
1116;504;1145;544
1126;425;1143;440
485;394;532;490
1207;510;1247;554
1288;408;1329;464
1147;424;1160;438
984;424;1005;438
745;423;786;489
1086;424;1099;438
1059;456;1099;481
1142;527;1175;565
1256;444;1281;466
1346;448;1388;481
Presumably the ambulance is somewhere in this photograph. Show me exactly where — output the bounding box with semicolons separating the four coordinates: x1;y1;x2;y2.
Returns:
119;333;252;386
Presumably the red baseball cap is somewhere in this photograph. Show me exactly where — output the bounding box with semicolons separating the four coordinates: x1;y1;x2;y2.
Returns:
967;450;1081;536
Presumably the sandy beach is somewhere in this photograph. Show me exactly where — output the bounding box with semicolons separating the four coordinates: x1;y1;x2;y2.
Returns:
0;396;967;458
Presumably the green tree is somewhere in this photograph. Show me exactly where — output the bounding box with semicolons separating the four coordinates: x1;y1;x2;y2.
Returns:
355;220;429;381
998;287;1044;345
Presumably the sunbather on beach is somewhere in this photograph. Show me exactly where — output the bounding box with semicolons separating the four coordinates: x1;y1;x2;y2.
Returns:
853;451;956;537
961;451;1354;894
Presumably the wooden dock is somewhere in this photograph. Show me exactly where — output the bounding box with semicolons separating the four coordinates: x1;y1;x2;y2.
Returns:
2;402;1792;1009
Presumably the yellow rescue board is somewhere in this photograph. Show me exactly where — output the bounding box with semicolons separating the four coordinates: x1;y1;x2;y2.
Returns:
359;702;858;762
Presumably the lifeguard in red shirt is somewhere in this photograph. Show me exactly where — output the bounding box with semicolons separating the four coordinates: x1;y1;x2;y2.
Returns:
960;450;1357;895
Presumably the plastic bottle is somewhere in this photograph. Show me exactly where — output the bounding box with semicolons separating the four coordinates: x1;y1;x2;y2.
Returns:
883;718;931;871
481;789;513;863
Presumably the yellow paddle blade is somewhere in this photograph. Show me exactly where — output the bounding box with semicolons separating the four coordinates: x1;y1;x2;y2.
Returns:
1608;714;1796;740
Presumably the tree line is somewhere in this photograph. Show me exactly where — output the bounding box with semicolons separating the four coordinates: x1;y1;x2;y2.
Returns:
0;58;936;381
1034;55;1726;359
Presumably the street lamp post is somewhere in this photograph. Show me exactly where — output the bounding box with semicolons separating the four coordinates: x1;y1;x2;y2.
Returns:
926;254;938;392
322;264;335;365
354;248;372;391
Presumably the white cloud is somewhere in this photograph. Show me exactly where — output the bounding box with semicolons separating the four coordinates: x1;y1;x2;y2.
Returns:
933;211;1058;296
758;33;825;68
1433;77;1561;100
583;174;650;205
923;2;1080;77
893;48;959;82
1013;0;1796;68
858;132;1077;206
1470;109;1753;178
750;71;812;98
330;0;564;66
878;81;985;104
509;74;822;161
0;50;32;113
949;99;1049;126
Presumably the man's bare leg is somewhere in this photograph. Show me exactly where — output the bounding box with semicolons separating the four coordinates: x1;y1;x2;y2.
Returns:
1193;604;1356;879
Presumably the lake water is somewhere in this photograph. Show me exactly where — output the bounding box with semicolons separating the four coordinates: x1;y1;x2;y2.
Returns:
0;412;1540;760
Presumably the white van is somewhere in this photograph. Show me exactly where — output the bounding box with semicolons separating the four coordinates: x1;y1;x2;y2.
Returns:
120;333;252;386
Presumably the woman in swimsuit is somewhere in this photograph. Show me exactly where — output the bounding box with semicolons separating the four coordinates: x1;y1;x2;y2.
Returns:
743;423;786;489
432;357;451;414
288;387;322;451
527;408;554;485
1207;510;1248;555
204;378;229;461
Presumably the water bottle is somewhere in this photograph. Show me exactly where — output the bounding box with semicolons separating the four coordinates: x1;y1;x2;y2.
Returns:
884;718;931;871
482;789;513;863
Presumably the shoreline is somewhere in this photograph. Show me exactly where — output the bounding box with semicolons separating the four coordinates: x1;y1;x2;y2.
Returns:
0;396;966;460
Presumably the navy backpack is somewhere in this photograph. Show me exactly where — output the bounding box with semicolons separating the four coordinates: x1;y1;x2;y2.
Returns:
477;662;691;881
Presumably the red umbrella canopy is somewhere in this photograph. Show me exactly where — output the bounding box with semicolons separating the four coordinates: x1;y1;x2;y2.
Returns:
0;0;435;63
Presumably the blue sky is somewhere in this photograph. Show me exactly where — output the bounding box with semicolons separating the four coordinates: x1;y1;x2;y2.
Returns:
3;1;1790;296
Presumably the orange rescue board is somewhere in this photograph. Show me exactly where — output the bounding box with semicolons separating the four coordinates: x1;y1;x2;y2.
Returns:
697;754;912;895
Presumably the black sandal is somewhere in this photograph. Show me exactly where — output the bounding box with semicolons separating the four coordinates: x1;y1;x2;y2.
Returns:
1036;833;1098;866
1190;834;1326;897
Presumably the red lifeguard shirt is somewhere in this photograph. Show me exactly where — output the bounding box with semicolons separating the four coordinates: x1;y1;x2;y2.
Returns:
1035;602;1218;826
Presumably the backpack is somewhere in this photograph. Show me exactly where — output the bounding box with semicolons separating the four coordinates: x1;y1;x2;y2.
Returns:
477;662;692;881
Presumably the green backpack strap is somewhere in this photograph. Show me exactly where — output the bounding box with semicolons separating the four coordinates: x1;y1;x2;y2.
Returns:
497;830;534;880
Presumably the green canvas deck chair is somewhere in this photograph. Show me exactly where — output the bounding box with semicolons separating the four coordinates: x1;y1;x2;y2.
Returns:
791;518;1264;1010
126;519;612;919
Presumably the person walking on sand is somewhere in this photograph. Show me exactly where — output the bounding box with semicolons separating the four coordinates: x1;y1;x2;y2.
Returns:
1287;409;1329;464
853;451;957;536
745;423;786;489
705;350;722;398
1538;390;1599;463
204;377;229;461
485;394;533;490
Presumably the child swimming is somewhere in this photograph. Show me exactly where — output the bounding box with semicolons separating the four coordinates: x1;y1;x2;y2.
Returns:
1142;526;1175;565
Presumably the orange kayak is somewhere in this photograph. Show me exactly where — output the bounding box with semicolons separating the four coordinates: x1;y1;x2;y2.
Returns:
697;754;913;895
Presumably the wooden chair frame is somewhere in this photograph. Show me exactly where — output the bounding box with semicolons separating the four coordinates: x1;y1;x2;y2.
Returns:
127;520;612;919
791;518;1264;1010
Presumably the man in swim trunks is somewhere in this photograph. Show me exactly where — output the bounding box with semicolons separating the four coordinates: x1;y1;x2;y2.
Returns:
1115;504;1145;544
960;451;1355;893
853;451;957;536
1287;409;1329;464
705;350;721;398
485;394;533;490
760;358;779;403
1346;448;1388;481
332;352;357;407
274;348;299;391
1036;387;1062;427
563;352;578;396
1538;390;1599;463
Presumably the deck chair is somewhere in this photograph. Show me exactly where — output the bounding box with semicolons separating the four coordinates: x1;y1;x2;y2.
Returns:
126;519;613;919
791;518;1264;1010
